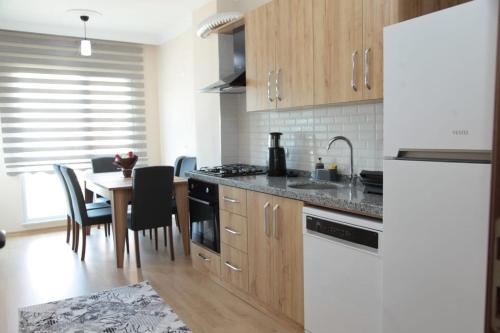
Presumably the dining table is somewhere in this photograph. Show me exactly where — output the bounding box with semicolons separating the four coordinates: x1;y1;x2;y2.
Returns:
84;171;190;268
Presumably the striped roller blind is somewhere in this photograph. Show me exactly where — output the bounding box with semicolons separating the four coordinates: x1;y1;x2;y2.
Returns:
0;30;148;175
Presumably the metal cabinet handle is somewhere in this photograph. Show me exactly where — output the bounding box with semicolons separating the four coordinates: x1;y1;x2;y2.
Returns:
198;253;210;261
188;196;212;206
224;261;242;272
275;68;282;101
364;48;371;90
351;50;358;92
223;196;239;204
267;71;275;102
224;227;241;236
263;202;270;237
272;204;279;239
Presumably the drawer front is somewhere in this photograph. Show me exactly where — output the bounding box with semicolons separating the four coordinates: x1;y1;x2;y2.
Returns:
221;244;249;292
219;185;247;216
220;210;248;253
191;242;221;277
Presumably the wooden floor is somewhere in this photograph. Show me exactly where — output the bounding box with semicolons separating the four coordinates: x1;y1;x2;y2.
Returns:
0;226;302;333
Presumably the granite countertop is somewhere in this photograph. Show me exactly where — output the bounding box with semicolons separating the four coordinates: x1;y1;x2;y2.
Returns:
185;171;383;220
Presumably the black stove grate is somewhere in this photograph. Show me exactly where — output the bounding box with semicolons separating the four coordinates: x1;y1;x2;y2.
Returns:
194;164;267;178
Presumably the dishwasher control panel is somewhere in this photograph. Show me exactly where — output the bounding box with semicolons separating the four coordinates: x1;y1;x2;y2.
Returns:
306;215;379;250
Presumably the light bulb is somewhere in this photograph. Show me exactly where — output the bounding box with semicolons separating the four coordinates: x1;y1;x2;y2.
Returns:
80;39;92;56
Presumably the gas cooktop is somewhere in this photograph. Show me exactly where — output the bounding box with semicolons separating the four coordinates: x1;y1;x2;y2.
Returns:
194;164;267;178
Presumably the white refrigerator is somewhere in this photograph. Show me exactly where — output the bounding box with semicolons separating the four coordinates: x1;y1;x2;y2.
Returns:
383;1;498;333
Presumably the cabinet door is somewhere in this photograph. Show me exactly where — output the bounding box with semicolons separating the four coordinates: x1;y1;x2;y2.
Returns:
275;0;314;109
271;196;304;325
313;0;363;104
362;0;386;100
245;2;276;112
247;191;274;305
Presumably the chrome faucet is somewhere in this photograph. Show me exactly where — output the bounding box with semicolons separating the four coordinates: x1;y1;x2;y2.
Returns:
327;136;354;183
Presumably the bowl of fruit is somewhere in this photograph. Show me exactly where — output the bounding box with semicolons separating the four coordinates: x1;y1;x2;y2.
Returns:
114;151;138;178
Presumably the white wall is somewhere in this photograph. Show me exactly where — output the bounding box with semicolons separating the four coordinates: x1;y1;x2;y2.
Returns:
158;31;197;165
192;1;223;167
156;0;272;168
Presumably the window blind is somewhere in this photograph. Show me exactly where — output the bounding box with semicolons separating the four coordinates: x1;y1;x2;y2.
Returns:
0;30;148;175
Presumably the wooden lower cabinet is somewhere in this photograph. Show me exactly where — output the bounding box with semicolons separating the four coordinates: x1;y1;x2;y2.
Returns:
270;195;304;324
221;243;249;292
220;210;248;253
192;187;304;327
248;191;275;306
248;191;304;325
191;242;221;277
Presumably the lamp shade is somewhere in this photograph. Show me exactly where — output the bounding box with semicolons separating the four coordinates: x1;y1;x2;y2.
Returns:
80;39;91;56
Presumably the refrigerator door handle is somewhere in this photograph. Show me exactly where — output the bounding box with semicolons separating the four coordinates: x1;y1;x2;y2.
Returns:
396;149;491;164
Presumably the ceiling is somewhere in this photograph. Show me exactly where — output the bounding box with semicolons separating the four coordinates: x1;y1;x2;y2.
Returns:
0;0;212;45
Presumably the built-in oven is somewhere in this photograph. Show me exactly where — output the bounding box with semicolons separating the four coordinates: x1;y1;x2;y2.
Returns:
188;179;220;253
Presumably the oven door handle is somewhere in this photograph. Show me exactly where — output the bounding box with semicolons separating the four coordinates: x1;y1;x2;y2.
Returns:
188;196;213;206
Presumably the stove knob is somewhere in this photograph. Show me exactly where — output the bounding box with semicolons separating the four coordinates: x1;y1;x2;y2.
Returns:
205;187;210;194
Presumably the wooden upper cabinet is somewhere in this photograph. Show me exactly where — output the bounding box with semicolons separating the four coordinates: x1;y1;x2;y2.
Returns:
245;0;313;111
247;0;469;109
313;0;363;105
245;2;276;112
275;0;314;109
362;0;386;100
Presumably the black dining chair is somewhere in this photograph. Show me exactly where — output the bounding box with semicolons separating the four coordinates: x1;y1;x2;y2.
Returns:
91;157;120;173
53;164;110;249
143;157;196;244
91;157;119;234
128;166;175;268
178;156;197;177
60;166;114;261
0;230;5;249
174;156;186;177
170;156;196;238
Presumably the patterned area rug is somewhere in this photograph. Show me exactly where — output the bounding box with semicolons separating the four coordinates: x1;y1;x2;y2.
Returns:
19;281;192;333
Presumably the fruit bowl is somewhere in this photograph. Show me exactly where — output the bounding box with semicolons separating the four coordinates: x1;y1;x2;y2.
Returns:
114;152;138;178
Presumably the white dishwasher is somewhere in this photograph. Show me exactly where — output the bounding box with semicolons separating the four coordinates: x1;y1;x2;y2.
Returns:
303;206;383;333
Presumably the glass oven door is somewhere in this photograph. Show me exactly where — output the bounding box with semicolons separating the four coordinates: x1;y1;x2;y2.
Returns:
189;196;220;253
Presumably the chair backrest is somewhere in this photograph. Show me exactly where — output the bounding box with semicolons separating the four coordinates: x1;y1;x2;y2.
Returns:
53;164;73;217
60;166;88;225
174;156;186;177
91;157;120;173
0;230;6;249
179;157;197;177
130;166;174;231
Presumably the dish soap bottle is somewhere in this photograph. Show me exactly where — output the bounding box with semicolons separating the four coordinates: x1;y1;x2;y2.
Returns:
315;157;325;169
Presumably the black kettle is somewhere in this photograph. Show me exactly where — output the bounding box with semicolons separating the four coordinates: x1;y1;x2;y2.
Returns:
268;132;287;177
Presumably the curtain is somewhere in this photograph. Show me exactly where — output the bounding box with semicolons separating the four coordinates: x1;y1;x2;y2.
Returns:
0;30;148;175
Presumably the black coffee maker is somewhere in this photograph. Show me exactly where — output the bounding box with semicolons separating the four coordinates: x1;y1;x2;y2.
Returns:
268;132;287;177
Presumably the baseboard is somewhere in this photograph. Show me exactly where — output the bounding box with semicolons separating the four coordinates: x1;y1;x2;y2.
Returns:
7;224;66;237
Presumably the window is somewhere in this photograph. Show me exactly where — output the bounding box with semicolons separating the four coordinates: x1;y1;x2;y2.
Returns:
0;30;148;222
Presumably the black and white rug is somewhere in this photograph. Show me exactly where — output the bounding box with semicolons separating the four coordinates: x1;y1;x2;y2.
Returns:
19;281;192;333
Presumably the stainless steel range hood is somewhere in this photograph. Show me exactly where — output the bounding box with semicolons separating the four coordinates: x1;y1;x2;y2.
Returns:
200;26;246;94
200;69;245;94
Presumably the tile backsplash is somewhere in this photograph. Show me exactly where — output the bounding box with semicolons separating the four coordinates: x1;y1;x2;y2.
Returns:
221;94;383;176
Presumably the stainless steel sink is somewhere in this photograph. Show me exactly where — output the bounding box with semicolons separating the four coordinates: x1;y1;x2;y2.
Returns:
288;182;345;190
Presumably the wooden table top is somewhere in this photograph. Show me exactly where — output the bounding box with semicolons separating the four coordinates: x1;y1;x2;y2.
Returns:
85;172;188;190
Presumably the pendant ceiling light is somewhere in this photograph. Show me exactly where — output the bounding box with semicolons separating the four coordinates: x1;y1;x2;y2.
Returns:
80;15;91;56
